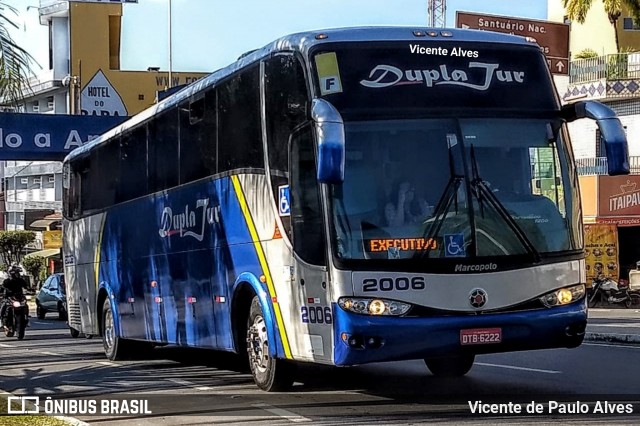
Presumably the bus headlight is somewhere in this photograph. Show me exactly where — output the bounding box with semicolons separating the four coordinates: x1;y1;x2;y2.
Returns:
338;297;411;316
539;284;585;308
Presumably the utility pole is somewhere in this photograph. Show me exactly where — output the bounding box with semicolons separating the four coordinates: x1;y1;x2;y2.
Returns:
428;0;446;28
168;0;173;88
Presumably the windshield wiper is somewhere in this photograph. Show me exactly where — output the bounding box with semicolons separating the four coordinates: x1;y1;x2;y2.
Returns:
418;141;464;259
419;175;463;259
469;145;541;263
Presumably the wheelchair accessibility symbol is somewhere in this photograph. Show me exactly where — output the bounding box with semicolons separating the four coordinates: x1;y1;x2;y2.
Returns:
278;185;290;217
444;233;465;257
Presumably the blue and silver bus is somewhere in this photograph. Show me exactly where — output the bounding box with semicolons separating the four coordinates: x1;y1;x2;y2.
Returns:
63;27;629;391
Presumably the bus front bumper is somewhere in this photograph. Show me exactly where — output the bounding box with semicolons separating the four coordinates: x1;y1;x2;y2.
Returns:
332;300;586;366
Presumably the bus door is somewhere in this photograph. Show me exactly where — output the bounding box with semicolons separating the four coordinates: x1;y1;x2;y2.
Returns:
289;125;333;363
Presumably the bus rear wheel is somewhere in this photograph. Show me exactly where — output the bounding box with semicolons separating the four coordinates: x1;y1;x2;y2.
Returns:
246;296;294;391
425;354;475;377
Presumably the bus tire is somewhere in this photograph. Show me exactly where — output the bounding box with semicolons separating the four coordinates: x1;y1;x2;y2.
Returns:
246;296;294;391
102;299;132;360
69;327;80;338
425;354;475;377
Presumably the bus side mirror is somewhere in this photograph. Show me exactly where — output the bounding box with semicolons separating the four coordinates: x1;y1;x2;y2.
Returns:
562;100;629;176
312;98;345;184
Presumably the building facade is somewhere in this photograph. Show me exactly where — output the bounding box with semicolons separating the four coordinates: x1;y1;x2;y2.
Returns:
549;1;640;282
1;0;207;252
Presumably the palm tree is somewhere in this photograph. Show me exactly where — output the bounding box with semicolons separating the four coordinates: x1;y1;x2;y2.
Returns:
563;0;640;52
0;2;34;107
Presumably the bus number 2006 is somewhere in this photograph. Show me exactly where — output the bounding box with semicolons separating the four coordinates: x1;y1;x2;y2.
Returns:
362;277;426;292
301;306;333;324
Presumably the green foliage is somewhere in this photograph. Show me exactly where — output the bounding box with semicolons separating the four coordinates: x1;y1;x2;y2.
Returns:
563;0;640;51
23;255;46;288
0;230;36;266
0;2;37;105
574;48;599;59
608;53;629;78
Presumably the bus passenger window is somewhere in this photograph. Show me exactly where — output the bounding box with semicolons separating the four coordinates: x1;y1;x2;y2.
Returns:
217;66;263;173
265;54;310;241
148;109;179;193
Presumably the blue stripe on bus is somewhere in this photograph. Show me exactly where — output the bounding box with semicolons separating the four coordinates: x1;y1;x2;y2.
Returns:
96;175;285;356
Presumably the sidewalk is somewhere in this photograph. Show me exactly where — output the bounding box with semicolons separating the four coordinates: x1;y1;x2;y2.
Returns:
586;307;640;345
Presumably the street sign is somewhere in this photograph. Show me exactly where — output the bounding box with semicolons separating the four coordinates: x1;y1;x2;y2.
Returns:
0;113;127;161
456;11;570;75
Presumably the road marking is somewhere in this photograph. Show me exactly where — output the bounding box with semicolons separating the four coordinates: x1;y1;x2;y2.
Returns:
253;403;312;423
167;378;196;387
165;378;213;391
584;342;640;349
476;362;561;374
590;323;640;328
41;351;61;356
97;361;119;367
0;343;12;348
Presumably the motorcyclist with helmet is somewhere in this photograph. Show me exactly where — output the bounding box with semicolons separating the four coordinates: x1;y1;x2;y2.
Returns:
0;265;30;327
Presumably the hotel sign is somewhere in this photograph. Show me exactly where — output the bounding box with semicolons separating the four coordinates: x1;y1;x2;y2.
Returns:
456;11;570;75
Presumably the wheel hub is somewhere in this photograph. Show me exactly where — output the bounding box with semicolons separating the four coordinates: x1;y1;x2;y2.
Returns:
247;315;269;373
104;309;115;351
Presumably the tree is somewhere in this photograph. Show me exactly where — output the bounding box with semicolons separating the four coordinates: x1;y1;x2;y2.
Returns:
22;255;46;289
0;230;36;266
0;2;35;105
563;0;640;52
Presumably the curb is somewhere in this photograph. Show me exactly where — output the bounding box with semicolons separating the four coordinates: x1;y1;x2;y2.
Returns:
585;332;640;345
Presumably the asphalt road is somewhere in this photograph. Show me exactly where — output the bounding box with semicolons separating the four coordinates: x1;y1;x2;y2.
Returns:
0;318;639;425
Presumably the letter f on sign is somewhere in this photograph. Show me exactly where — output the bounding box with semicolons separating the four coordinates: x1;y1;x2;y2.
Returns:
320;76;342;95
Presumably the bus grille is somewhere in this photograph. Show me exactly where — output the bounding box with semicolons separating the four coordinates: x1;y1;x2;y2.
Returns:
68;303;81;326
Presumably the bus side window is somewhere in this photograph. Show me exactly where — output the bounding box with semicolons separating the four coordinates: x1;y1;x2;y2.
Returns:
118;125;148;203
148;109;179;193
178;90;216;184
218;65;263;173
290;126;325;265
265;54;309;241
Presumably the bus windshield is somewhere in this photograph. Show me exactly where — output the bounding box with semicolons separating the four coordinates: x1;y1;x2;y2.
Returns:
329;118;580;261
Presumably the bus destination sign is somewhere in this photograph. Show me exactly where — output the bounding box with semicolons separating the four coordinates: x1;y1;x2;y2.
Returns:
455;11;570;75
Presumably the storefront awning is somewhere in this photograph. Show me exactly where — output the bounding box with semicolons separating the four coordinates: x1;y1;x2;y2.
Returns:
25;249;61;259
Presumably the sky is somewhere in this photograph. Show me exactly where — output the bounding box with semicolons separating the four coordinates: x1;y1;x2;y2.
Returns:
9;0;548;75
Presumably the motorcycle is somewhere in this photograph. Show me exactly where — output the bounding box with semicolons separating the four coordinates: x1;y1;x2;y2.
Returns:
588;275;640;308
2;295;28;340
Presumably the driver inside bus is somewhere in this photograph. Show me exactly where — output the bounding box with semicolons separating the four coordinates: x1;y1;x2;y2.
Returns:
384;181;432;227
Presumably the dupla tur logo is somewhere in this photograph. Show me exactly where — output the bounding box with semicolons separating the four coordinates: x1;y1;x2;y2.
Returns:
359;62;525;91
158;198;219;241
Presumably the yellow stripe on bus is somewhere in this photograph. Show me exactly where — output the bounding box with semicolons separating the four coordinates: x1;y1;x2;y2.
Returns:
231;175;293;359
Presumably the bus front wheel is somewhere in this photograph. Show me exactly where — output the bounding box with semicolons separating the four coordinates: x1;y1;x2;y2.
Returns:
102;299;133;360
246;296;294;391
425;354;475;377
